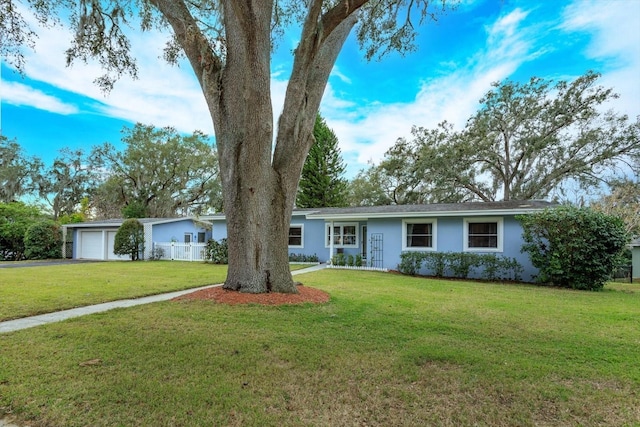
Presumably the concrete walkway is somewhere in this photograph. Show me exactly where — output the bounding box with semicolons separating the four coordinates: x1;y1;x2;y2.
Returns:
0;264;327;334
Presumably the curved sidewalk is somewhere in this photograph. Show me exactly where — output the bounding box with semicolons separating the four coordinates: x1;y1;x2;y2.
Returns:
0;264;326;334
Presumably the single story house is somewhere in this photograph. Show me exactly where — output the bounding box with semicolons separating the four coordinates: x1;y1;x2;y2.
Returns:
206;200;556;282
64;200;555;281
62;218;212;261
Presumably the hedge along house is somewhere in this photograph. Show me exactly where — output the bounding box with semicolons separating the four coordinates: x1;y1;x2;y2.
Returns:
206;200;556;282
62;218;212;261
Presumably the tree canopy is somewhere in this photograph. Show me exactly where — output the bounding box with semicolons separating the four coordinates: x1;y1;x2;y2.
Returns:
296;115;348;208
3;0;456;294
35;148;96;220
91;123;222;218
356;71;640;204
0;135;42;203
590;179;640;239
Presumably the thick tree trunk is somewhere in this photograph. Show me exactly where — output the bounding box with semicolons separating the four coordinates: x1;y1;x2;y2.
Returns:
153;0;360;293
211;1;296;293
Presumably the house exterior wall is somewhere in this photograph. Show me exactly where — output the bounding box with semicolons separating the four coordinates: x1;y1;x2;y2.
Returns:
203;211;541;281
290;215;327;261
70;219;211;260
151;220;211;243
211;219;228;241
632;246;640;280
365;215;536;281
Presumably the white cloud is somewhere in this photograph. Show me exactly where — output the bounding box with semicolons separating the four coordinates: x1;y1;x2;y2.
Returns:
12;4;214;134
1;80;78;115
561;0;640;118
322;8;539;176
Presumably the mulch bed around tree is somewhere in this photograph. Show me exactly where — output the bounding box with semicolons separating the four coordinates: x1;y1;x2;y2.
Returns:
173;285;330;306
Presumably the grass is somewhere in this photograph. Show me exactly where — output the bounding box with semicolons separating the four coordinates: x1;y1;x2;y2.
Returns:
0;262;313;321
1;268;639;426
0;261;228;321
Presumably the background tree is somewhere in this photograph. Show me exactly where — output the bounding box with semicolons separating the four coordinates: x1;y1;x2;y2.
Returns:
296;115;348;208
114;219;145;261
92;123;222;218
5;0;454;293
349;122;474;205
368;72;640;203
24;220;62;260
36;148;97;220
348;165;395;206
0;136;42;202
518;206;628;291
0;202;43;260
90;176;128;220
590;178;640;239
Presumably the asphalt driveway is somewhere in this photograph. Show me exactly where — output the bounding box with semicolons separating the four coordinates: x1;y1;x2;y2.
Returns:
0;259;101;268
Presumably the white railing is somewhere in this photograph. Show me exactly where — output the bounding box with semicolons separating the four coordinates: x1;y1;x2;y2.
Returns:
153;242;207;262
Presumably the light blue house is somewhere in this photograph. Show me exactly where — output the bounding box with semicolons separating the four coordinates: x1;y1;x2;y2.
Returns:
207;200;555;282
63;218;212;261
64;201;554;281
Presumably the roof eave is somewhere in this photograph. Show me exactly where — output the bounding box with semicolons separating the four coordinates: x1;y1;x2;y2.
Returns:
305;207;548;220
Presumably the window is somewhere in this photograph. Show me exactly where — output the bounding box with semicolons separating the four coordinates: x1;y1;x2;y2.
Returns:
288;225;303;248
402;219;437;250
464;218;503;252
325;223;359;248
184;233;192;243
197;232;206;243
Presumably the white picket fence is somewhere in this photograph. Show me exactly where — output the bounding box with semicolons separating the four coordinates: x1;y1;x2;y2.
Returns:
153;242;207;262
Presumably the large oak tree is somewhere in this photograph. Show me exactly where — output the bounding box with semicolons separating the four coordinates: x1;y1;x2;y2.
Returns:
2;0;453;293
91;123;221;218
361;72;640;204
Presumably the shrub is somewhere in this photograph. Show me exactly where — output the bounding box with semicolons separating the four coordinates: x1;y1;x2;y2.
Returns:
149;246;165;261
0;202;42;260
288;253;319;263
114;219;145;261
355;254;363;267
517;206;628;291
204;238;228;264
24;220;62;260
332;253;346;266
398;251;523;281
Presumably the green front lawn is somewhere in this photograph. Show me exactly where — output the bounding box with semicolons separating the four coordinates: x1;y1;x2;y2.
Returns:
0;262;228;321
1;269;638;426
0;262;313;321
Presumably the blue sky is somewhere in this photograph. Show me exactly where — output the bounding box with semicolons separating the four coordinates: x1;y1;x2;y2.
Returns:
1;0;639;179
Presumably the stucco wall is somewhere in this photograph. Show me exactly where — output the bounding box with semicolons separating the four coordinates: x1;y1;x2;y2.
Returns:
632;246;640;280
367;215;537;281
151;220;211;243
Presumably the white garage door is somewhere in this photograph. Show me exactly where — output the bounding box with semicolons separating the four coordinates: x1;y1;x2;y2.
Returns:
80;231;104;260
107;231;129;260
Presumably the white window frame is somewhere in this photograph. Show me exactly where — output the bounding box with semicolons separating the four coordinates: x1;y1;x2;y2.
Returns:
288;224;304;248
184;233;192;244
402;219;437;251
463;217;503;252
325;222;359;248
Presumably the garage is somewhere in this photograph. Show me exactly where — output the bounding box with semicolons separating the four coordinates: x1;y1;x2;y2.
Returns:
79;231;104;260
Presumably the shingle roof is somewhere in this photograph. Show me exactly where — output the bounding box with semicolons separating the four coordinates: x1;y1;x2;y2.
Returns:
204;201;556;221
62;217;200;228
303;200;556;219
